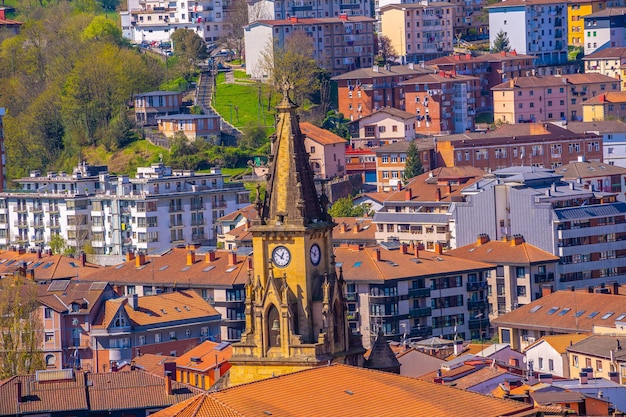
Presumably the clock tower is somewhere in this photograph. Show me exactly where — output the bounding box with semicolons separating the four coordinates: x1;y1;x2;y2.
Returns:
227;85;364;386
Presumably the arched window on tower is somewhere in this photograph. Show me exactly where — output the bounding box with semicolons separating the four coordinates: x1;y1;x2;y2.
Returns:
267;305;281;349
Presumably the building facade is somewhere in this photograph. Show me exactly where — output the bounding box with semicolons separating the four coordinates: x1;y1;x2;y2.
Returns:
374;141;410;191
583;47;626;90
134;91;183;126
0;108;5;192
0;163;248;254
565;120;626;168
582;91;626;121
348;108;417;148
247;0;372;21
300;122;347;179
583;7;626;55
157;114;221;142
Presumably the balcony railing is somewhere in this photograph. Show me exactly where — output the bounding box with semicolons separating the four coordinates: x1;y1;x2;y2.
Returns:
468;318;490;330
409;288;431;298
409;326;433;338
534;272;555;283
467;281;488;291
409;307;432;318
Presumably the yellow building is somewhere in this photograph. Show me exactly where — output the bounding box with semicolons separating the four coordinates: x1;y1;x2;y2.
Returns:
582;91;626;121
568;0;607;47
227;88;365;386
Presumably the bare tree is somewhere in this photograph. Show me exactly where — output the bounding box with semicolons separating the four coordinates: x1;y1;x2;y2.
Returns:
0;271;44;378
223;0;249;61
376;34;398;63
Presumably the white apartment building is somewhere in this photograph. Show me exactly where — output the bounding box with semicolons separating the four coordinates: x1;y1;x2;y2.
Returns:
583;8;626;56
120;0;228;44
0;163;249;255
247;0;371;22
488;0;567;66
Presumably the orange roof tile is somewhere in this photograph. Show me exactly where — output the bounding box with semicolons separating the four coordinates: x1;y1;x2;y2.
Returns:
93;290;219;329
217;204;259;222
584;91;626;104
445;236;560;265
120;353;176;375
300;122;348;146
528;334;590;354
175;341;232;372
0;251;103;281
492;290;626;333
37;280;110;314
150;394;242;417
156;365;534;417
385;167;485;203
332;217;376;244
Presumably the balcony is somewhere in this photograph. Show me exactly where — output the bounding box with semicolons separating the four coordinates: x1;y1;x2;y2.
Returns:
46;221;61;229
31;222;44;229
468;318;490;330
192;233;206;241
346;293;358;301
31;206;43;214
409;326;433;338
212;200;228;208
468;300;488;310
13;206;27;213
14;220;28;228
48;206;59;214
409;307;432;318
467;281;487;291
408;288;431;298
534;272;555;283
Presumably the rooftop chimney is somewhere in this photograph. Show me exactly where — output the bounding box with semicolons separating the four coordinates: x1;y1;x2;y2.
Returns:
165;371;173;395
541;285;553;297
81;252;86;267
477;234;489;245
187;250;196;266
15;380;22;403
37;250;42;259
446;183;452;195
136;253;146;267
289;16;298;22
453;340;463;356
608;371;620;383
340;223;347;233
579;371;588;384
401;243;408;254
206;250;216;263
374;248;381;262
247;257;253;270
126;252;135;262
414;244;420;258
405;188;413;201
613;282;620;295
435;188;442;201
353;222;361;233
511;235;524;246
339;12;348;21
128;294;138;311
229;251;237;266
434;242;443;255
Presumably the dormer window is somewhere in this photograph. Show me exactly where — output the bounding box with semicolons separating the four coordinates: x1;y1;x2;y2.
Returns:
113;311;127;327
70;303;80;313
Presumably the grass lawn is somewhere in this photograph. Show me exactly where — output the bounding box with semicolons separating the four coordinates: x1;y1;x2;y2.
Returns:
82;140;165;175
213;74;278;135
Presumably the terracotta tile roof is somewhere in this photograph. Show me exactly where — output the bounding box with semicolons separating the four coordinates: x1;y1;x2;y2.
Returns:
451;367;513;390
79;248;253;289
442;123;592;144
332;217;376;244
555;161;626;179
584;91;626;104
252;15;375;26
217;204;259;222
175;341;233;372
300;122;347;146
0;370;88;416
399;73;479;85
360;192;392;204
87;370;203;411
529;334;590;354
418;364;480;382
373;140;411;153
335;245;495;282
426;52;535;65
93;290;219;329
491;290;626;333
331;64;436;80
374;107;417;120
585;6;626;17
151;394;243;417
565;73;621;85
566;335;626;360
0;251;103;280
37;280;110;314
485;0;566;7
565;120;626;133
445;236;560;265
223;223;252;244
583;46;626;60
385;167;485;203
492;76;570;90
206;365;534;417
120;353;176;375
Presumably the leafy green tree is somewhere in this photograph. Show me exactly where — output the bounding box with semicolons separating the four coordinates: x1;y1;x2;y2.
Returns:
492;29;511;53
82;15;122;44
0;273;44;379
240;123;268;149
49;234;67;254
403;141;423;181
322;111;350;140
328;196;369;218
171;29;207;79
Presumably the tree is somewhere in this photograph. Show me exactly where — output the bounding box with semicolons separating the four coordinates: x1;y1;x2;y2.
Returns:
0;272;44;379
376;34;398;63
240;123;268;149
403;141;423;181
49;234;67;254
171;29;207;79
328;196;369;218
322;111;350;140
492;29;511;53
223;0;248;61
82;15;123;44
257;31;320;105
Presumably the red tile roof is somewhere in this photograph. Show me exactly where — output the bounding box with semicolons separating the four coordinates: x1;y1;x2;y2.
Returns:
0;250;103;280
120;353;176;375
175;341;232;372
37;280;110;314
385;167;485;203
579;91;626;104
445;236;560;265
300;122;347;146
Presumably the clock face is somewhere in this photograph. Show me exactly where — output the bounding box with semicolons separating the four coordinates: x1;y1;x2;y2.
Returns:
272;246;291;268
310;243;321;266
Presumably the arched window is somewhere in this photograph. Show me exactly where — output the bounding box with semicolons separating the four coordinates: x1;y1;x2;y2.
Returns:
113;311;127;328
45;354;56;367
267;305;281;349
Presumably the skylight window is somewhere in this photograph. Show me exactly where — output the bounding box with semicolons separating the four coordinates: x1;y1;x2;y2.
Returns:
6;260;16;266
529;306;542;313
160;309;167;314
116;264;125;270
225;266;237;273
574;310;586;317
601;312;614;320
69;262;78;268
174;307;181;312
42;262;54;269
159;266;169;271
587;311;600;318
557;308;571;316
353;261;362;267
32;262;43;268
547;307;559;315
181;266;190;272
203;266;215;272
616;313;626;321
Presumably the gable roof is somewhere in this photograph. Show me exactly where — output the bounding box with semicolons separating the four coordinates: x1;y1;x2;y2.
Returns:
300;122;347;146
565;120;626;134
527;334;590;354
153;365;535;417
120;353;176;375
584;91;626;104
175;341;232;372
332;217;376;244
491;290;626;333
554;161;626;179
0;251;103;281
93;290;219;329
37;280;110;314
445;236;559;265
583;46;626;60
566;335;626;360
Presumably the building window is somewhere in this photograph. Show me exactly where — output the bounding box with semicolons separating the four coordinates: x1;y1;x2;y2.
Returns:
573;355;579;367
597;360;603;371
517;286;527;297
155;333;162;343
185;328;191;338
44;307;53;319
382;155;389;163
549;359;554;371
169;331;177;340
310;146;315;154
45;332;54;343
516;267;525;278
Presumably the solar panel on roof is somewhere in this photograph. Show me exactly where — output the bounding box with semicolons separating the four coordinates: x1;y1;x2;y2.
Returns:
48;280;70;292
115;264;125;269
89;282;108;291
203;266;215;272
380;241;401;250
181;266;191;272
214;342;230;351
159;266;169;271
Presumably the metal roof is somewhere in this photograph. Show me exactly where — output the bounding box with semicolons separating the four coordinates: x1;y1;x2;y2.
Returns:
554;202;626;220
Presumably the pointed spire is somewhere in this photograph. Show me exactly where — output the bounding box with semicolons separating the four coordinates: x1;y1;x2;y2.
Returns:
365;330;401;374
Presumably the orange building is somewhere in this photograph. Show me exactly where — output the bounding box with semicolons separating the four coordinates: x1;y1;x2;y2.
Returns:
157;114;221;141
175;341;232;389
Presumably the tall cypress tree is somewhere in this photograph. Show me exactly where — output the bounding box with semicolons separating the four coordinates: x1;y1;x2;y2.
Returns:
404;141;424;181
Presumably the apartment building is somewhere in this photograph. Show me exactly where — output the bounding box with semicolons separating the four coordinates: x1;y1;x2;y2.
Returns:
493;73;621;123
565;120;626;167
244;15;376;79
332;64;435;121
555;159;626;201
157;113;221;142
426;51;537;113
0;163;248;255
400;71;479;135
582;46;626;89
446;235;560;319
134;91;183;126
379;3;455;64
348;108;417;148
247;0;372;21
0;108;5;192
488;0;568;66
454;169;626;288
374;141;410;191
336;244;494;348
120;0;229;44
568;0;620;47
300;122;347;179
582;91;626;121
437;123;603;170
583;7;626;55
372;166;485;250
345;147;377;185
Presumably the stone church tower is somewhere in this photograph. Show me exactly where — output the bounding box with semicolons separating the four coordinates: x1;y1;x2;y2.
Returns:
227;87;364;386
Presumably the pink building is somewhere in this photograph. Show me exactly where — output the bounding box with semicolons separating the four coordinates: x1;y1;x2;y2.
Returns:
157;114;221;142
300;122;347;179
